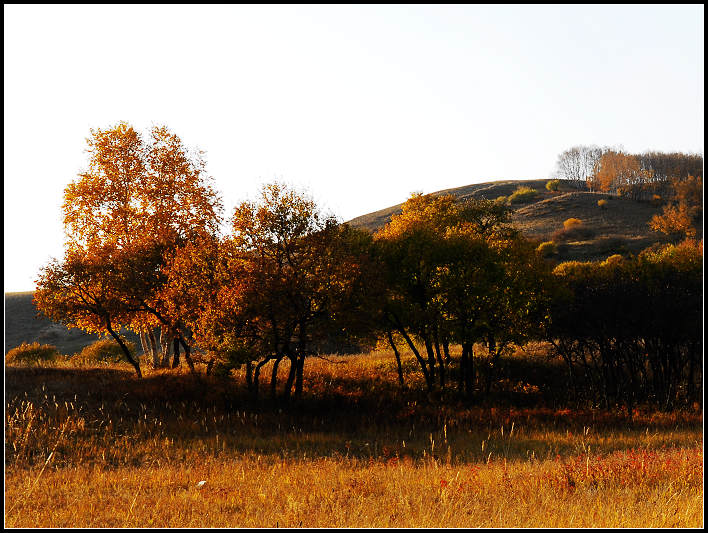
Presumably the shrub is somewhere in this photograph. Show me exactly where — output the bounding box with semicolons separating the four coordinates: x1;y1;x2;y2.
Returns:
553;219;595;243
546;179;560;192
494;195;508;205
536;241;556;257
563;218;583;230
602;254;624;266
73;338;137;365
595;236;627;255
508;186;538;205
597;199;608;209
6;342;60;366
651;194;663;207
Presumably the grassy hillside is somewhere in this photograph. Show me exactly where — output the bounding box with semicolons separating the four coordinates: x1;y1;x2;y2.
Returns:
4;292;138;356
346;178;695;262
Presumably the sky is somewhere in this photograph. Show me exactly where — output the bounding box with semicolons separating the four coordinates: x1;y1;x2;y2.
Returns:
4;4;704;292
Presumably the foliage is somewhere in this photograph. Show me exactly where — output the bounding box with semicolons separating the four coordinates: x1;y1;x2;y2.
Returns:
552;219;595;242
536;241;556;257
553;145;604;188
563;218;582;230
547;240;703;409
588;150;652;199
545;179;560;192
508;186;538;205
170;182;379;399
73;338;137;365
375;193;550;395
649;175;702;240
5;342;60;366
597;199;607;209
36;122;223;377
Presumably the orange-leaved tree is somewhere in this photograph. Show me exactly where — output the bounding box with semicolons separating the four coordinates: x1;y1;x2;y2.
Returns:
36;123;222;376
589;150;651;199
649;175;703;240
171;182;376;399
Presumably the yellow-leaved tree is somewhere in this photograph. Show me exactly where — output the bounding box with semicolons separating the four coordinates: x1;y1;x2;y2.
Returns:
36;123;222;376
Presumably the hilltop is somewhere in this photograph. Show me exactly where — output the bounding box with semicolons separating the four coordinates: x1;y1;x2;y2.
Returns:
347;178;692;262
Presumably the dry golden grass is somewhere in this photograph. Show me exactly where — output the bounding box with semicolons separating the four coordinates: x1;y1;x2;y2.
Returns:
5;348;704;528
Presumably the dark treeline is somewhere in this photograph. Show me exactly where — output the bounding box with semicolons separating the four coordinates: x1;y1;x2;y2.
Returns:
33;124;704;411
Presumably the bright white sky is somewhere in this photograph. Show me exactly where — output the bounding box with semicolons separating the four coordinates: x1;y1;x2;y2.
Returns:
4;4;704;292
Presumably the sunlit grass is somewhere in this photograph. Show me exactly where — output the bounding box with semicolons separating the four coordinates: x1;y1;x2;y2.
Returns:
5;346;703;527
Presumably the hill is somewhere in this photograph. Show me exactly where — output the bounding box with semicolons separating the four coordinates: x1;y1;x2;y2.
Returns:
347;178;694;262
4;291;138;355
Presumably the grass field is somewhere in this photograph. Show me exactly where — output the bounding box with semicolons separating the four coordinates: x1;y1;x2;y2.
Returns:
5;347;703;527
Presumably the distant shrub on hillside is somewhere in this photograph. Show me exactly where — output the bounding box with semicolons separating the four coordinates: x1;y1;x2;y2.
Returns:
602;254;624;266
595;236;627;255
546;179;560;192
6;342;60;366
563;218;583;230
494;195;508;205
536;241;557;257
73;338;137;365
597;199;608;209
509;186;538;205
651;194;663;207
553;218;595;242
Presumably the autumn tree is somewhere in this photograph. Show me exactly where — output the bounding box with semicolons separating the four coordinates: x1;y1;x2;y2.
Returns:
177;183;377;399
374;193;461;392
588;150;652;199
37;123;222;375
34;246;143;377
649;175;703;240
374;193;547;397
548;241;702;409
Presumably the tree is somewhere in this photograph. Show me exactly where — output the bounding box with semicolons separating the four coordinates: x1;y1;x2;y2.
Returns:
589;150;651;199
373;192;545;398
49;122;223;372
182;182;376;399
374;193;462;392
34;246;143;377
649;175;703;240
553;145;605;189
547;241;702;410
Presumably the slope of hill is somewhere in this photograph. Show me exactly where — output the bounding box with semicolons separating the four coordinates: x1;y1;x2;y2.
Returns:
347;179;551;231
4;292;138;355
346;178;689;262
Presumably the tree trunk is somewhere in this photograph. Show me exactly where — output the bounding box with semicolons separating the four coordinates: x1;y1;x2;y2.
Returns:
397;326;432;392
172;336;181;368
105;317;141;378
424;337;437;389
386;330;405;388
294;354;305;399
253;358;271;400
159;327;172;368
139;331;150;360
148;329;159;368
282;354;297;401
270;356;283;399
246;361;254;394
178;336;196;375
433;331;445;389
442;338;450;365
